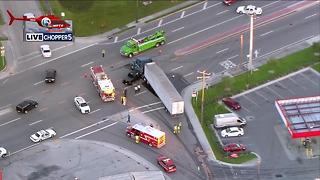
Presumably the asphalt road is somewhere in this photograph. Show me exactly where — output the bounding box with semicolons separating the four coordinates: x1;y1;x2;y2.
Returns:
0;1;319;179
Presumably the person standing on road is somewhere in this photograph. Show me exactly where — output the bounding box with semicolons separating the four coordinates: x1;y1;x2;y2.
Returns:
102;49;106;58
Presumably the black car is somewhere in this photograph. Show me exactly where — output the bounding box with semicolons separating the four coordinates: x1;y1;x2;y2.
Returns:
45;69;57;83
122;70;141;85
16;100;38;114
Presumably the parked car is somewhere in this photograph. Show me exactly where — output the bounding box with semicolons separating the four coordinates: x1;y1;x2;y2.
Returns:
157;155;176;173
74;96;91;114
40;45;52;58
222;97;241;110
223;143;246;152
45;69;57;83
30;128;56;143
223;0;238;6
0;147;8;158
236;5;262;15
221;127;244;137
16;100;38;114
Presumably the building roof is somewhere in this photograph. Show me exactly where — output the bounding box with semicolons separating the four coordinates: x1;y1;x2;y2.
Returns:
275;96;320;138
132;123;165;138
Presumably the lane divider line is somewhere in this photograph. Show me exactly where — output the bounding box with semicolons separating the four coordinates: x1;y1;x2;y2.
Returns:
74;122;118;139
33;80;44;86
81;61;94;67
0;118;21;127
29;120;43;126
172;27;184;33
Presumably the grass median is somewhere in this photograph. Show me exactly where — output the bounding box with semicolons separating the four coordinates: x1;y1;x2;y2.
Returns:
40;0;184;37
192;42;320;164
0;41;6;71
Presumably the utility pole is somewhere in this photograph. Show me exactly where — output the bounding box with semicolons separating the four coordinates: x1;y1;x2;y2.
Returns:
248;14;254;74
197;70;211;126
136;0;139;23
238;34;244;70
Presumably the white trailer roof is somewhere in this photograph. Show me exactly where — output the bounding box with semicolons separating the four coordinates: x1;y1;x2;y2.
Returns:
132;123;165;138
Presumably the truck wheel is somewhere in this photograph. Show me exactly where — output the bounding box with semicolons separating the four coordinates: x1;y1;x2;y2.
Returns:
127;133;131;137
35;105;38;108
24;110;28;114
160;41;165;45
128;53;133;58
156;43;160;47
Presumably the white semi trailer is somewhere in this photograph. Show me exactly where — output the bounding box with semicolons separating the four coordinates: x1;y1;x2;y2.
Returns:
144;62;184;115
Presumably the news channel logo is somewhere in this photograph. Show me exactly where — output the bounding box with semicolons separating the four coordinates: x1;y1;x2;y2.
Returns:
24;20;73;42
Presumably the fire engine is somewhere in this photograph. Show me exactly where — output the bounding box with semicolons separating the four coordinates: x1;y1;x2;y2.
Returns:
126;123;166;148
90;65;116;102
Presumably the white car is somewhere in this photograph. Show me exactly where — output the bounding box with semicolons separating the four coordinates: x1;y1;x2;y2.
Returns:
30;128;56;143
221;127;244;137
0;147;8;158
40;45;52;58
236;5;262;15
74;96;91;114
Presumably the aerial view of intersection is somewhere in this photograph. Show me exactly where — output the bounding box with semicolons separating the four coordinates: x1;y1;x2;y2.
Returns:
0;0;319;180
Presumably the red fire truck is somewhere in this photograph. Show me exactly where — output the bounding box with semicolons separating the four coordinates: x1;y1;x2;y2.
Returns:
126;123;166;148
90;65;116;102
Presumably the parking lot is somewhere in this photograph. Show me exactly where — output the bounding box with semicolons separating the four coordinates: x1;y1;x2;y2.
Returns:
218;68;319;171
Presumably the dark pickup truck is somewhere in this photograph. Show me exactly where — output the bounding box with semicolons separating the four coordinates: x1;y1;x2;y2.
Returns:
123;57;153;86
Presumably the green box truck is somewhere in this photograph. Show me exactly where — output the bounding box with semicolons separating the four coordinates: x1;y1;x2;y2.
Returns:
120;30;165;58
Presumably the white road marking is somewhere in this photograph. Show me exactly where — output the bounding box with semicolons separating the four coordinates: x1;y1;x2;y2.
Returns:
135;90;147;96
158;19;163;27
0;108;12;116
266;86;284;99
216;48;229;54
0;104;11;110
29;120;43;126
89;108;101;114
60;118;111;138
129;101;162;112
75;122;118;139
299;73;319;86
33;80;44;86
260;30;273;37
114;36;118;43
243;95;259;106
171;65;183;71
216;10;228;15
183;72;194;77
142;107;165;114
180;11;185;18
39;107;48;112
172;27;184;33
23;96;33;100
167;15;241;45
0;118;21;127
305;13;317;19
255;91;269;101
16;43;98;75
204;2;221;10
11;143;39;156
81;61;94;67
227;54;239;60
203;2;208;9
2;79;9;84
137;27;141;35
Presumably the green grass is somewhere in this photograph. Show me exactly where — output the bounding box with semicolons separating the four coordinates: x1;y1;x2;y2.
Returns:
0;41;6;71
0;11;3;25
39;0;184;37
312;63;320;72
192;43;320;164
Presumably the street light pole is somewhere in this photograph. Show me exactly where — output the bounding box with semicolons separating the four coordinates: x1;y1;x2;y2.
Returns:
197;70;211;126
248;14;254;74
136;0;139;23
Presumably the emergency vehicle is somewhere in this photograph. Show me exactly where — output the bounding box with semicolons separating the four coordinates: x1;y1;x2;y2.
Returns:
120;30;165;58
126;123;166;148
90;65;116;102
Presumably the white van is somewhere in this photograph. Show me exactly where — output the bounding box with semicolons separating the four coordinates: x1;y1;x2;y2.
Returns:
214;113;246;128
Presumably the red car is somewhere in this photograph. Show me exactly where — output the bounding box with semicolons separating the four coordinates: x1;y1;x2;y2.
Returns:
223;143;246;152
222;97;241;110
157;155;176;173
223;0;237;6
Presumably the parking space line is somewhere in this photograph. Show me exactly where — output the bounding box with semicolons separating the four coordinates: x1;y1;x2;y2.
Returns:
74;122;118;139
299;73;319;86
241;106;250;113
243;95;259;106
266;86;284;99
0;118;21;127
216;10;228;15
288;77;307;90
274;82;296;95
135;90;147;96
29;120;43;126
255;91;269;102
